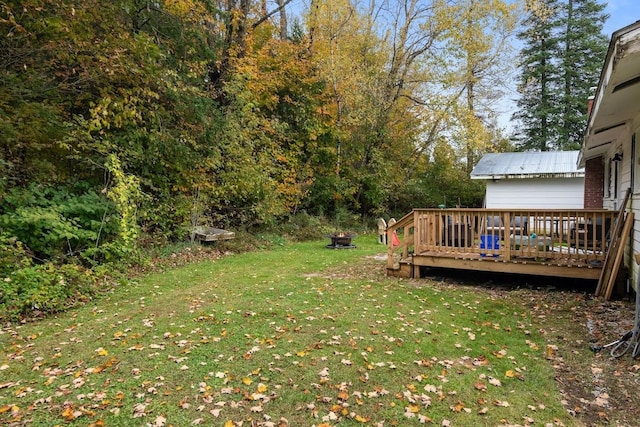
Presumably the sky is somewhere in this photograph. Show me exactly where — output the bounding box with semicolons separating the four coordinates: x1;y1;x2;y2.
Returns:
604;0;638;36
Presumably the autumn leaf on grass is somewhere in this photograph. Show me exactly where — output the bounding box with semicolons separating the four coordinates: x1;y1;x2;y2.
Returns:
474;382;487;391
62;405;79;421
506;369;524;380
151;415;167;426
405;404;420;416
451;401;470;413
322;411;339;422
417;413;431;423
133;402;148;417
0;405;19;415
353;413;369;422
493;349;507;359
319;367;330;379
423;383;438;393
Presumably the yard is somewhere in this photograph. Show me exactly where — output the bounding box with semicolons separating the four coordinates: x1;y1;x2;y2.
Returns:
1;235;639;426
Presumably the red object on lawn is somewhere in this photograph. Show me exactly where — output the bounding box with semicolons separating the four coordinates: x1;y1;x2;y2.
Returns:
392;231;400;247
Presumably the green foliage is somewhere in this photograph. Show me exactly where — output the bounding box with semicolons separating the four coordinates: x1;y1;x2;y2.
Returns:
0;184;117;262
512;0;608;150
104;154;142;251
512;0;560;151
0;235;32;277
279;211;332;241
0;263;102;322
556;0;609;149
395;140;486;210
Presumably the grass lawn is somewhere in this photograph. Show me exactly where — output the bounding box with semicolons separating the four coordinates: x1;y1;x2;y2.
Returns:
1;234;577;426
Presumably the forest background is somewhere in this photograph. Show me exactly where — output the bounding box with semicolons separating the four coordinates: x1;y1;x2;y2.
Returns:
0;0;615;319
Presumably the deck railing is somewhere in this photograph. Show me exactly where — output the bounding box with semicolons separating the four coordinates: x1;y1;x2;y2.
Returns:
387;208;618;270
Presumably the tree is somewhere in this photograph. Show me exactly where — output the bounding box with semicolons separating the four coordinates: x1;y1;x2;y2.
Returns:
305;0;469;216
557;0;608;149
512;0;560;151
437;0;519;171
512;0;608;151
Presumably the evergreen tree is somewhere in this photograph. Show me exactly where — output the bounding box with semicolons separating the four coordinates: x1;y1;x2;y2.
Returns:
512;0;608;151
557;0;609;149
512;0;560;151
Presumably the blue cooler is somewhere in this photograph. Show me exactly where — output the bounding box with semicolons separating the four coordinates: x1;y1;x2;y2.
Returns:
480;234;500;257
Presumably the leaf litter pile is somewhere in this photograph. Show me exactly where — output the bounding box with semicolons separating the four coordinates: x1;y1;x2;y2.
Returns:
2;238;640;427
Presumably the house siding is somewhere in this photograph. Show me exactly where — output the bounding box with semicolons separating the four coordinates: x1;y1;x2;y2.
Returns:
631;125;640;292
604;126;638;292
580;22;640;294
486;178;585;209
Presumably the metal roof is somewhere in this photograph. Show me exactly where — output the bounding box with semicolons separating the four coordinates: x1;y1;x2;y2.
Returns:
470;151;585;180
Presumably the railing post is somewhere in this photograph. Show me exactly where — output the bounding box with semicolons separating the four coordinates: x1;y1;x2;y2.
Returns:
504;211;511;260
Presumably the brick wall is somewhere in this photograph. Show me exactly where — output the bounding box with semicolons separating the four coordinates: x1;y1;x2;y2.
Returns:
584;157;604;208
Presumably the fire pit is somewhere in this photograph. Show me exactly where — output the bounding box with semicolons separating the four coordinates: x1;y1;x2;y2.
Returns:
326;232;357;249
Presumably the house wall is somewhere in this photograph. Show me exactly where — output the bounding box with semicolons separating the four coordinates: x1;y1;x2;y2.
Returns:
485;177;585;209
629;121;640;292
584;157;604;208
605;122;640;292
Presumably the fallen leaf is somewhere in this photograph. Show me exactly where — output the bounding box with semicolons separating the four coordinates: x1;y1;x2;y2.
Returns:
474;382;487;391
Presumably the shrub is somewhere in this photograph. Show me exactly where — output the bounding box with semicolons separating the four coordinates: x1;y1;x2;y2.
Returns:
0;235;32;276
0;183;118;263
0;262;105;322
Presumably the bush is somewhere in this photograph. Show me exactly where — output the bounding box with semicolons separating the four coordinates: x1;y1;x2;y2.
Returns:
0;183;118;263
0;235;32;276
278;211;331;241
0;262;105;322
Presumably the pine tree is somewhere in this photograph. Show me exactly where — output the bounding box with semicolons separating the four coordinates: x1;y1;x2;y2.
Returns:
512;0;608;151
512;0;560;151
557;0;608;150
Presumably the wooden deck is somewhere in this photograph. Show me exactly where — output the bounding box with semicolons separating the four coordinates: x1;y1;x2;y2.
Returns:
387;208;619;281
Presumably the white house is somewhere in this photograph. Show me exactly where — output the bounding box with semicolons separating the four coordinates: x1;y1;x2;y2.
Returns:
471;151;585;209
579;20;640;291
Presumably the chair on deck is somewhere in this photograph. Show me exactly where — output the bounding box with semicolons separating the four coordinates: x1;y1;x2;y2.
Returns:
442;215;472;247
510;216;528;236
570;218;611;249
484;215;505;239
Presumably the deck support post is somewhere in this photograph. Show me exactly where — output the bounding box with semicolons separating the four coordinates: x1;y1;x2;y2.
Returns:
413;264;420;279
